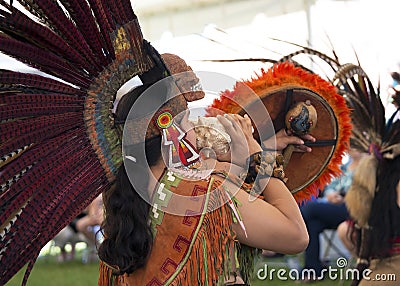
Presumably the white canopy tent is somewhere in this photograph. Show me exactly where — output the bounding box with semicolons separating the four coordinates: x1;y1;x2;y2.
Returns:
1;0;399;115
145;0;400;116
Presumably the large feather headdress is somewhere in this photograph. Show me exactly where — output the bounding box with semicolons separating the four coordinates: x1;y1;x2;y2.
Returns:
0;1;170;284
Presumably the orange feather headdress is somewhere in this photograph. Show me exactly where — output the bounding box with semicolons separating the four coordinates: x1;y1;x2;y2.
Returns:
207;62;352;204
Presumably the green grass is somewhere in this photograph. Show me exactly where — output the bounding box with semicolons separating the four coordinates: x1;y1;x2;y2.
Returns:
6;243;99;286
7;261;99;286
6;247;352;286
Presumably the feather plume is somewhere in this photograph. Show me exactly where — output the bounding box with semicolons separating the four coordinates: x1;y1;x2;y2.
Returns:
0;70;82;94
0;37;90;86
16;0;55;28
58;0;109;65
277;47;340;73
0;4;94;73
0;1;154;284
104;0;121;23
332;63;385;147
86;0;114;54
20;0;102;67
114;0;129;23
345;155;378;228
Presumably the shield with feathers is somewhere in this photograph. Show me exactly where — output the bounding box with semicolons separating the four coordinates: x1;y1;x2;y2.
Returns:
207;61;352;204
0;1;162;284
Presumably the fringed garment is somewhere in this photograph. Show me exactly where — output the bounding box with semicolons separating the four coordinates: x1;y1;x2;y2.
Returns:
99;171;256;286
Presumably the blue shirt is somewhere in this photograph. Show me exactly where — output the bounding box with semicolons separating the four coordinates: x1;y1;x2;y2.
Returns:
321;160;354;201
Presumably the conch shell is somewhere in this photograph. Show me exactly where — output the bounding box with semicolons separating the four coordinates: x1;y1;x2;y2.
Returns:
191;116;231;156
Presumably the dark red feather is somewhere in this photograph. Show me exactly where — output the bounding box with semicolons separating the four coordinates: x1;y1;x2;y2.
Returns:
0;36;91;86
0;1;154;284
0;70;82;94
59;0;110;66
86;0;115;58
0;6;95;74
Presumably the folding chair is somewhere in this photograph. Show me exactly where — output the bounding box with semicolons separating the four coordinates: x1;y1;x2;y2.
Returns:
320;228;350;264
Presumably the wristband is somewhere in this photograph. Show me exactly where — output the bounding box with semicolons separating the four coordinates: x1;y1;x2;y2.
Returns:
241;151;287;185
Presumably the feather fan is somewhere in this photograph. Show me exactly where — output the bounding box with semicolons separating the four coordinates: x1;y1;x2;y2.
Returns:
0;1;154;284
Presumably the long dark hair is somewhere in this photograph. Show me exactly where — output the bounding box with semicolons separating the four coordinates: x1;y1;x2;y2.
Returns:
98;84;163;274
368;154;400;258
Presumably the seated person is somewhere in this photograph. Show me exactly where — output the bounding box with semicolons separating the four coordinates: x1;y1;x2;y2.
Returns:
299;147;363;281
53;212;88;262
76;194;104;247
336;220;357;258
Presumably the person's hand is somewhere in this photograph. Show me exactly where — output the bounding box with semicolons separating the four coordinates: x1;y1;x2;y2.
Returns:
217;114;262;167
326;192;344;204
262;129;316;153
